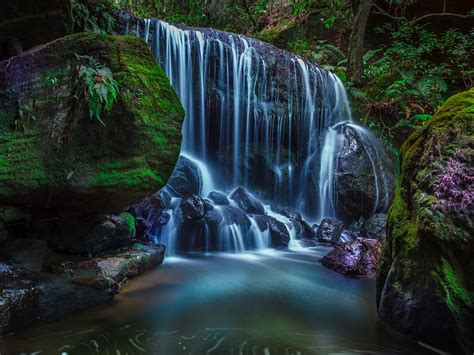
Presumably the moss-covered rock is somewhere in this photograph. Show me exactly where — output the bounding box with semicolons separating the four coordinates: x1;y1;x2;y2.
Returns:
376;89;474;354
0;33;184;214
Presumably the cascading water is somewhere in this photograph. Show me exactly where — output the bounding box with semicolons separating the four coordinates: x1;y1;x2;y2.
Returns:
123;15;393;254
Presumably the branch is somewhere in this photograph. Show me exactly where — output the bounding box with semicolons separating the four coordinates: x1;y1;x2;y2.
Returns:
372;2;474;24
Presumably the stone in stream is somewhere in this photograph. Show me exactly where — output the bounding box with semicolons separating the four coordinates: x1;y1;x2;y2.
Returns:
207;191;230;206
230;187;265;215
316;218;344;244
334;123;396;224
167;155;203;198
179;196;205;221
252;214;290;248
0;239;165;335
321;238;383;278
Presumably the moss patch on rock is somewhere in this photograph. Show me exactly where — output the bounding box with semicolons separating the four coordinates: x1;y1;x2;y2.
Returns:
376;89;474;354
0;33;184;213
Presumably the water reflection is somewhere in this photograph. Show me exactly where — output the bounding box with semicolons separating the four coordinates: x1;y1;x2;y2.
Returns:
0;249;427;354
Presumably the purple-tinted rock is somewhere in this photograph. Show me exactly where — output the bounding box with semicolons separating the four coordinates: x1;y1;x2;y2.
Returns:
321;238;383;278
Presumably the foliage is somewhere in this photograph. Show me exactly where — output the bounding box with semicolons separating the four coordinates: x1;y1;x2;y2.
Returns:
72;0;115;33
77;56;120;125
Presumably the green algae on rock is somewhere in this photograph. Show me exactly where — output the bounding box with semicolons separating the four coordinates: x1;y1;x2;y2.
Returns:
0;33;184;214
376;89;474;354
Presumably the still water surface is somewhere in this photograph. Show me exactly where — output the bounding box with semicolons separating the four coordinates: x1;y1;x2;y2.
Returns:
0;248;428;354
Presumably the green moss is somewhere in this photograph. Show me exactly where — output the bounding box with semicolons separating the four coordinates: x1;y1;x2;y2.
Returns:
433;258;473;315
119;212;136;236
0;33;184;212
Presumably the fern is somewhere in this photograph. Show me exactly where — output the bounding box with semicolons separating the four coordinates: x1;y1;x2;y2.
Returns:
77;56;120;126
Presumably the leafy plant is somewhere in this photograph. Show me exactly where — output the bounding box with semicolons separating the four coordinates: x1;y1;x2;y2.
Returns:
72;0;115;33
77;56;120;126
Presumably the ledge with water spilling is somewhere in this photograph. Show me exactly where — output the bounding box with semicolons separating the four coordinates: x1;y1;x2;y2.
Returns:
117;12;395;254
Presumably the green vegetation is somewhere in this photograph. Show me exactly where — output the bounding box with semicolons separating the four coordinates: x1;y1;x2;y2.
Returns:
114;0;472;157
77;56;120;125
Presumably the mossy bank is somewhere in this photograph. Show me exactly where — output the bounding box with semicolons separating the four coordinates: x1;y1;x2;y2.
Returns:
376;89;474;354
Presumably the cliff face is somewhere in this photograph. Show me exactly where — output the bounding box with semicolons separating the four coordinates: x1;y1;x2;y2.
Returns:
376;89;474;354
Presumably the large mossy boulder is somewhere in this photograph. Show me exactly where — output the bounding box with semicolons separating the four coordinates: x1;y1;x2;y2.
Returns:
0;33;184;214
376;89;474;354
0;0;74;60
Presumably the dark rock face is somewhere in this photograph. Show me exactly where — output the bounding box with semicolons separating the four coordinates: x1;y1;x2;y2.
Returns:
0;0;73;60
252;215;290;247
179;196;205;221
316;218;344;243
0;239;165;335
208;191;230;205
0;33;184;214
377;89;474;354
49;213;136;255
321;238;383;278
168;155;203;198
361;213;387;239
230;187;265;215
220;205;251;229
334;123;395;223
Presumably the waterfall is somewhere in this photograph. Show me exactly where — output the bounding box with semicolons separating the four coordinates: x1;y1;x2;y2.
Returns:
123;16;391;253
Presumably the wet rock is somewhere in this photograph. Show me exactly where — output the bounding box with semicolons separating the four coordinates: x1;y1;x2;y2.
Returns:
168;155;203;198
316;218;344;243
207;191;230;205
0;240;165;336
49;213;136;256
293;219;317;239
203;199;214;212
251;215;289;247
131;190;168;220
204;209;224;226
156;212;171;226
230;187;265;215
267;217;291;248
179;195;205;221
361;213;387;239
321;238;383;278
334;123;395;223
220;205;251;229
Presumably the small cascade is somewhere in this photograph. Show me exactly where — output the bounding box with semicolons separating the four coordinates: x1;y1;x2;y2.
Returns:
122;15;393;254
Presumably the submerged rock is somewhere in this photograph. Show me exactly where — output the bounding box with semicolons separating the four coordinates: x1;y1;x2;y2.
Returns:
230;187;265;215
0;33;184;214
376;89;474;354
207;191;230;205
321;238;383;278
0;239;165;335
316;218;344;243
